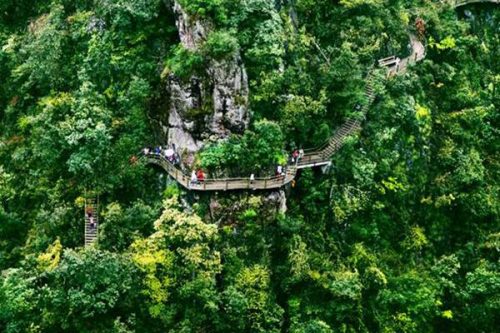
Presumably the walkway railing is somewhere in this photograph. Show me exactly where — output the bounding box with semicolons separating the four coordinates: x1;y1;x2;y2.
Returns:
454;0;499;7
145;154;297;191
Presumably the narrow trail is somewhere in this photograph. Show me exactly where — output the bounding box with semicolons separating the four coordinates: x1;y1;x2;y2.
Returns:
143;0;497;192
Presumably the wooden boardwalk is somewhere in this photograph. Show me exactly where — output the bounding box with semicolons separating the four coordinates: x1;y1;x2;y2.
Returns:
144;0;498;192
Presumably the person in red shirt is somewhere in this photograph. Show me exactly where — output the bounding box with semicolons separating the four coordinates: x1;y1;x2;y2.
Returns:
197;169;205;182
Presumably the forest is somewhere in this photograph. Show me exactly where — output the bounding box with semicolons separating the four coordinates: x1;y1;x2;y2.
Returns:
0;0;498;332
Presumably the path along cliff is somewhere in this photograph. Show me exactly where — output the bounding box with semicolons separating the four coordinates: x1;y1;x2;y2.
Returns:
144;0;498;192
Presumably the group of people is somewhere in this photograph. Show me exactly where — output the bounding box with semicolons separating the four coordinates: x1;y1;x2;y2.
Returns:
143;145;181;165
190;169;205;185
273;149;304;181
143;145;208;186
142;144;307;186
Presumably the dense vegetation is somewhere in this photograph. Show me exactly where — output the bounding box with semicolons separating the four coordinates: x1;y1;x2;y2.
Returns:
1;1;498;332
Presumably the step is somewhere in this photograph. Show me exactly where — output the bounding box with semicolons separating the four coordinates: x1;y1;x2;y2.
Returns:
339;129;351;135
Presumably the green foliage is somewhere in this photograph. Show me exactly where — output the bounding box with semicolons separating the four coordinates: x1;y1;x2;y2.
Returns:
339;0;384;9
0;248;140;332
130;195;221;330
177;0;229;24
199;119;285;176
164;45;204;80
1;1;499;333
221;265;284;332
99;200;159;252
203;30;238;59
462;261;500;331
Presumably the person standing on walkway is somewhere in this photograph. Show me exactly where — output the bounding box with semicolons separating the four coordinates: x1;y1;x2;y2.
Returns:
191;170;197;185
197;169;205;183
250;173;255;184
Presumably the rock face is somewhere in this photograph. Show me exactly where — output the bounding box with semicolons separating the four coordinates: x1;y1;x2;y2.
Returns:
263;190;288;215
161;1;249;164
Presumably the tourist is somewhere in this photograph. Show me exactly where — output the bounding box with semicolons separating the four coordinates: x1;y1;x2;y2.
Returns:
276;165;283;176
197;169;205;183
250;173;255;184
191;170;197;184
165;147;175;162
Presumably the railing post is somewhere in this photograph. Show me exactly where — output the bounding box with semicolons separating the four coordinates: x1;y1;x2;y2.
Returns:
264;179;267;189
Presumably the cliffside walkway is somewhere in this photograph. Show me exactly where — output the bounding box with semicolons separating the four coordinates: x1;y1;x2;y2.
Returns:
144;0;497;192
145;37;421;191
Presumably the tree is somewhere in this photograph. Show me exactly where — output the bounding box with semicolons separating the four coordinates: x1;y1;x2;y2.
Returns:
221;265;284;333
130;195;222;331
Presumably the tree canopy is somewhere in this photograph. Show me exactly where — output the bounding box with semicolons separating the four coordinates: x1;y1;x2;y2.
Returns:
1;1;499;332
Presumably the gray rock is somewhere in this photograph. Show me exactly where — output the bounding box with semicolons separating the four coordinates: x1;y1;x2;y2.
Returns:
162;1;249;165
263;190;288;214
172;0;209;50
